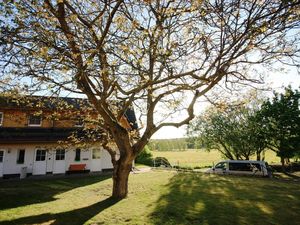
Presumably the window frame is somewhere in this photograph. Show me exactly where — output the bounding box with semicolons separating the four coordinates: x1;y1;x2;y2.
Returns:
35;149;46;161
92;149;101;159
28;114;42;127
251;163;262;171
75;148;81;161
0;150;4;163
215;162;226;169
229;162;252;171
55;149;65;161
17;149;25;164
0;112;3;126
74;118;84;127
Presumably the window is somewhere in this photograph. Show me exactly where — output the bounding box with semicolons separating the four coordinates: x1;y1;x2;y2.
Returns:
36;149;46;161
17;149;25;164
215;162;226;169
56;149;65;160
251;163;262;171
92;149;101;159
0;112;3;126
28;114;42;127
0;151;3;163
74;118;84;127
229;163;252;171
75;148;81;161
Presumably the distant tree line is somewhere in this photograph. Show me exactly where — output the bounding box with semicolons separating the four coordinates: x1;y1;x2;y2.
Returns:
147;138;205;151
148;138;190;151
188;87;300;169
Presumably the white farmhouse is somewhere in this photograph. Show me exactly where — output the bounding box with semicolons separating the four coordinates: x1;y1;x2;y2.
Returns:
0;95;137;178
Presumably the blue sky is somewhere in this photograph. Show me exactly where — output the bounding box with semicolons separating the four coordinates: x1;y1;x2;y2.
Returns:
151;67;300;139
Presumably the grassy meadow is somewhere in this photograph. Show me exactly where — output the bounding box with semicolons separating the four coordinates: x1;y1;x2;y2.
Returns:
0;171;300;225
152;150;281;168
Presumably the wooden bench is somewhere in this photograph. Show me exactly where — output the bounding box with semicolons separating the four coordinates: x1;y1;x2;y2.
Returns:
67;164;89;174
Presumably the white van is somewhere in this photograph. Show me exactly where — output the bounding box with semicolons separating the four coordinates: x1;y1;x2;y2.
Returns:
206;160;271;177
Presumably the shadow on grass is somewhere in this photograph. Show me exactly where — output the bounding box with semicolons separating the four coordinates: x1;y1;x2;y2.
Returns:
0;175;111;210
150;173;300;225
0;197;119;225
281;172;300;180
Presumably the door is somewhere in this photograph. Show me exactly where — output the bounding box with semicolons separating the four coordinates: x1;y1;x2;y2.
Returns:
46;150;54;173
90;148;102;172
213;162;227;174
53;149;66;174
0;150;4;177
33;149;47;175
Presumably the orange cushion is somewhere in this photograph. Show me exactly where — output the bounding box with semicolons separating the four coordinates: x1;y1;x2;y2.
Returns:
69;164;86;171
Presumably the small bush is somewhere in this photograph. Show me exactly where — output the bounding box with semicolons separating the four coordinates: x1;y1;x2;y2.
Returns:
271;163;300;172
193;166;202;169
136;146;153;166
153;157;171;167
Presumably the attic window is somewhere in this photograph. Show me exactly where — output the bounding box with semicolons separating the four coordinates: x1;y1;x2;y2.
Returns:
28;114;42;127
0;112;3;126
74;118;84;127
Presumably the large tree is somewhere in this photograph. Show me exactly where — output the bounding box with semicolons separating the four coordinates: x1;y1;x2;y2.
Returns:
1;0;299;198
257;86;300;168
187;99;267;160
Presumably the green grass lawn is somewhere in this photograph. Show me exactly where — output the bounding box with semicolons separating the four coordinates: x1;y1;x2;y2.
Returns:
152;150;281;168
0;171;300;225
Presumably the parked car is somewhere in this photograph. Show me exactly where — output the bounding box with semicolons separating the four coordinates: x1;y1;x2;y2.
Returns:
153;157;172;167
206;160;272;177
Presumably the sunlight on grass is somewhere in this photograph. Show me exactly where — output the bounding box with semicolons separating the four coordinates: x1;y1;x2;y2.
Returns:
208;186;230;196
150;172;300;225
152;150;223;167
152;150;281;168
1;178;114;220
256;202;273;215
287;194;297;200
0;171;299;225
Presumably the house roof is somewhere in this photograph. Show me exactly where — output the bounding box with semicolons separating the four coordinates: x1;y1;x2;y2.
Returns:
0;127;83;143
124;107;138;130
0;95;90;110
0;95;138;129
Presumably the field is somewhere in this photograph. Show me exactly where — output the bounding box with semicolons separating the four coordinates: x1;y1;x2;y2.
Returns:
152;150;280;168
0;171;300;225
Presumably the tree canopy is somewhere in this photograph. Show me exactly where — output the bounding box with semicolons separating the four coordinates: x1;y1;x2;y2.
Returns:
188;87;300;165
1;0;300;198
187;94;267;160
257;86;300;166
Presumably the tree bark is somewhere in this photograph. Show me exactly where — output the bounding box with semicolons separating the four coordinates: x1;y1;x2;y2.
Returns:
112;158;133;199
256;152;261;161
281;156;286;172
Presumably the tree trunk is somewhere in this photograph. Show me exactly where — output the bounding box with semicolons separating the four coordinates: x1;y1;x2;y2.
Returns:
112;159;133;199
256;153;261;161
262;151;265;161
281;157;286;172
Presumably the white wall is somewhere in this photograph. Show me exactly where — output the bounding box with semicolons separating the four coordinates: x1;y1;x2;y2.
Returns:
64;148;93;170
1;144;36;175
0;143;115;176
101;149;114;169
